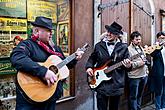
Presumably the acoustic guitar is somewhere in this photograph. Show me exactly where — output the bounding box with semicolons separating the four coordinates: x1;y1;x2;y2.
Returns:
17;43;89;102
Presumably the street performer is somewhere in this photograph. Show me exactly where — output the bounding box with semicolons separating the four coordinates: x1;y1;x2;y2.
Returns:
10;16;84;110
127;31;149;110
149;31;165;110
86;21;132;110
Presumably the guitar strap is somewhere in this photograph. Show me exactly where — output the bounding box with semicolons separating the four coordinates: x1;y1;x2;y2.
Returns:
31;34;63;58
132;43;147;62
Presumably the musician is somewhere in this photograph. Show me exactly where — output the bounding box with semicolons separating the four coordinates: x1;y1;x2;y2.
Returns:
149;31;165;110
10;16;84;110
127;31;149;110
85;21;132;110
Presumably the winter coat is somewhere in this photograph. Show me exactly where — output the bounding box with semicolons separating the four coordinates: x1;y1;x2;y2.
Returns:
128;43;148;78
149;48;164;94
10;38;77;102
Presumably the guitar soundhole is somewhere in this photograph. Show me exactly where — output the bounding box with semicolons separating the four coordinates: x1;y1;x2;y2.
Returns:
49;65;58;74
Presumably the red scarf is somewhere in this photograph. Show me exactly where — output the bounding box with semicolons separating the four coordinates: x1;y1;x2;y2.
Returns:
31;34;63;58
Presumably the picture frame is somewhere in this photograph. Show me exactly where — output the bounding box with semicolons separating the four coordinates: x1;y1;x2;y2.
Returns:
57;21;69;56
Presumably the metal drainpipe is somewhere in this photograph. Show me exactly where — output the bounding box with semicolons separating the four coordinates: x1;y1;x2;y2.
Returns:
149;0;156;45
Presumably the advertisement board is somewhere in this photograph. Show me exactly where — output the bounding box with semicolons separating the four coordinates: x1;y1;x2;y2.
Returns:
27;0;57;23
0;0;26;18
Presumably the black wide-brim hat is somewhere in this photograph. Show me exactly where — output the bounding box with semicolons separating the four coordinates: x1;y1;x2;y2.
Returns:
31;16;53;30
105;21;123;35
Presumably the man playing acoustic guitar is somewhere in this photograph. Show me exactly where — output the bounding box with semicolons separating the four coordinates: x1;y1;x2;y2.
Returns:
10;16;84;110
86;21;132;110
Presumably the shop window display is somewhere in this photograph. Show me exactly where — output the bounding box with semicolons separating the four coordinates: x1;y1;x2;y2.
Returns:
0;0;72;109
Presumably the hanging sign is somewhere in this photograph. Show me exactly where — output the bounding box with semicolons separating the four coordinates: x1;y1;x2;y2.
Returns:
0;0;26;18
0;58;16;75
0;18;27;31
27;0;57;23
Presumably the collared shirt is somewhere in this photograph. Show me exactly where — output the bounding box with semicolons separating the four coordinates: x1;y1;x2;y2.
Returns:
103;38;120;56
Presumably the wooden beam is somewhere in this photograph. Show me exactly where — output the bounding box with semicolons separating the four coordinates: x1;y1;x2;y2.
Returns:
129;0;134;35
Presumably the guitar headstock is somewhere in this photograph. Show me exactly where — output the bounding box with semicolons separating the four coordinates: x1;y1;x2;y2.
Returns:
80;43;90;52
144;44;161;54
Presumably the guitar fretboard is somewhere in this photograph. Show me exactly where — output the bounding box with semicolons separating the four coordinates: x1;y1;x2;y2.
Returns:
56;53;76;69
104;62;122;73
104;53;141;73
56;43;89;69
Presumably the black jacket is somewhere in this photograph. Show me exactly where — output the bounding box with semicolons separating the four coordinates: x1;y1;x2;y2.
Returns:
10;38;77;102
86;40;130;96
149;48;164;94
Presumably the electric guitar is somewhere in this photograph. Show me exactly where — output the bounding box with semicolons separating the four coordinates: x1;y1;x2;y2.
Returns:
143;44;161;54
88;53;142;89
17;43;89;102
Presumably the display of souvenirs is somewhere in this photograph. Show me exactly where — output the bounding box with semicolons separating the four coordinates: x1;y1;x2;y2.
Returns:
0;1;71;109
0;76;16;110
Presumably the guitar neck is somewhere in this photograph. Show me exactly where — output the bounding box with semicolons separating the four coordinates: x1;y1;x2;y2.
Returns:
104;62;122;73
56;43;89;69
104;53;141;73
56;53;76;69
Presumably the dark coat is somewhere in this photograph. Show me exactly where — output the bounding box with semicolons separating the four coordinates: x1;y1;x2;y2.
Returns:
86;40;130;96
10;38;77;102
149;48;164;94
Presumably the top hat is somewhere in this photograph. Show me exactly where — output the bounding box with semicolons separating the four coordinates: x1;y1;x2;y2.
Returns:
31;16;53;30
105;21;123;35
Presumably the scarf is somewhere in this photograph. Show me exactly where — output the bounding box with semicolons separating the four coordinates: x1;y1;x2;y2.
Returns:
31;34;63;58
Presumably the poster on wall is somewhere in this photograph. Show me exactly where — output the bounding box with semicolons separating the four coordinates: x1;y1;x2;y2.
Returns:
27;0;57;23
57;21;69;55
57;2;69;21
0;18;27;58
0;0;26;18
0;58;16;75
0;18;27;32
57;21;71;98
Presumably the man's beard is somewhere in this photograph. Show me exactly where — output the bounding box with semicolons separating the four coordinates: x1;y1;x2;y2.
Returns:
132;42;140;46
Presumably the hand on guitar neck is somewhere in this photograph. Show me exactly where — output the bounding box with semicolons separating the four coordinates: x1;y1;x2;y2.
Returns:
75;48;85;60
122;59;132;68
